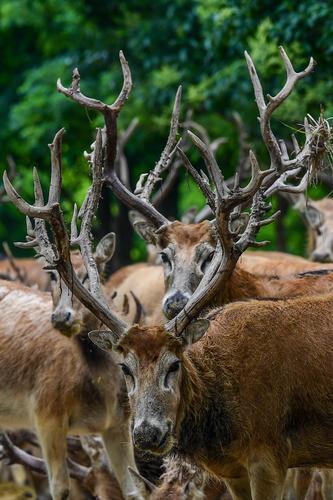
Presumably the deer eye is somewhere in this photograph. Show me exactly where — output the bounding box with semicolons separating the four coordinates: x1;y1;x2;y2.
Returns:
201;251;214;273
48;271;57;282
119;363;133;379
160;252;171;266
164;360;181;388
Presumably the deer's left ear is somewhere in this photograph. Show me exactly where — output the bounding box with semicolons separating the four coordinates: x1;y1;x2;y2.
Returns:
181;319;210;347
94;232;116;268
89;330;120;351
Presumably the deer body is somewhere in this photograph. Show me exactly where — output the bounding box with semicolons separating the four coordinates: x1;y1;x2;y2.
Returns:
0;279;142;500
111;294;333;499
0;257;50;290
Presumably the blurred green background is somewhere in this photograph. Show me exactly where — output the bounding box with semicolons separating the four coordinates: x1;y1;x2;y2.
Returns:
1;0;333;268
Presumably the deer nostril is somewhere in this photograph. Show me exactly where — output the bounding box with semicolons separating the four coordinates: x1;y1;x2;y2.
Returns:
65;311;72;323
163;292;189;319
133;421;164;450
51;313;56;323
312;252;330;262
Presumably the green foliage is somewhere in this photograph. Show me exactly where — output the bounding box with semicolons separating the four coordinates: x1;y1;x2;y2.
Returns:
1;0;333;259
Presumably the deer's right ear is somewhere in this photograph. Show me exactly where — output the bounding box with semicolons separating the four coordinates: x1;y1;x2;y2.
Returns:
129;211;158;245
88;330;120;351
304;205;324;229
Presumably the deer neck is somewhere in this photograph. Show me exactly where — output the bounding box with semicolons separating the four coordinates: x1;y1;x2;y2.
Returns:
175;349;234;467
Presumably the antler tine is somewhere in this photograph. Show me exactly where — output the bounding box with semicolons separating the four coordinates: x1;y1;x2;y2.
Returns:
176;147;216;209
71;128;105;302
245;46;316;172
3;129;65;219
48;128;64;205
187;130;229;199
232;111;251;178
152;109;197;208
116;117;139;189
134;85;182;202
57;51;131;114
181;119;211;147
58;52;168;228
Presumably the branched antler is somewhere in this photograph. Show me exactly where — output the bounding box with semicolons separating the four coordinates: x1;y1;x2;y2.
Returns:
165;46;324;337
0;432;88;481
58;52;168;229
4;129;128;338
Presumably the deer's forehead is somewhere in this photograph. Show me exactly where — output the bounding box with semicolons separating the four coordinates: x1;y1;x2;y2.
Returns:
120;326;182;365
160;221;215;248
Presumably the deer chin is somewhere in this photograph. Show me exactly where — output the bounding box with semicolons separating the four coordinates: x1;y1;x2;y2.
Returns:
57;320;83;337
140;432;174;456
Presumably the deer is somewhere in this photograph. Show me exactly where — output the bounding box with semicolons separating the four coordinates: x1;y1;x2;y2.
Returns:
1;57;148;500
281;189;333;263
6;48;333;500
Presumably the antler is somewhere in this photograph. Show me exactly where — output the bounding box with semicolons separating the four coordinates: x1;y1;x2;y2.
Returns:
134;86;182;204
0;432;88;481
57;51;169;229
245;46;316;172
164;46;325;337
4;128;128;339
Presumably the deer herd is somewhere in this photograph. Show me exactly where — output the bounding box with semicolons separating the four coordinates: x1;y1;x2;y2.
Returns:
1;46;333;500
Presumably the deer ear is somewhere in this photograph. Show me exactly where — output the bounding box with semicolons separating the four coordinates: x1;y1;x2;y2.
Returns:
128;466;156;495
94;233;116;267
229;213;249;234
88;330;120;351
304;205;324;229
181;319;210;347
129;211;158;245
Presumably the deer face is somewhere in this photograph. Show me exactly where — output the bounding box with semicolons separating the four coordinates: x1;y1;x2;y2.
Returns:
119;326;183;455
134;220;216;319
50;234;116;335
89;320;209;455
308;200;333;263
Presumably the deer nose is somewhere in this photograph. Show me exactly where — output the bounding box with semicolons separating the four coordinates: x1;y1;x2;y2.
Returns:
133;420;165;451
163;291;189;319
51;310;73;328
311;251;331;263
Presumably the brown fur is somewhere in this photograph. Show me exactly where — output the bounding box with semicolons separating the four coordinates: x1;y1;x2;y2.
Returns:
241;251;333;277
0;279;142;500
106;264;165;325
0;257;50;290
